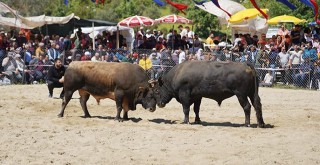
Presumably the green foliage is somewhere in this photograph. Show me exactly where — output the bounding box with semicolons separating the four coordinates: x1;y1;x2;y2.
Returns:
2;0;320;38
187;3;219;38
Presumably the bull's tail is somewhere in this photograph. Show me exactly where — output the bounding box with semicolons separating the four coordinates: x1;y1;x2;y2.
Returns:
245;62;265;127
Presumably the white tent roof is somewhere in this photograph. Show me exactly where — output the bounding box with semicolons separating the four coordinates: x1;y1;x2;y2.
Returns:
0;2;79;29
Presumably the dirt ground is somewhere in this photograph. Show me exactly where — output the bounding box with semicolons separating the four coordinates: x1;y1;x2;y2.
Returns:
0;84;319;164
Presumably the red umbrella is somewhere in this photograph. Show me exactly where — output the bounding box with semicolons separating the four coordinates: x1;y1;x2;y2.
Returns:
155;14;192;24
118;15;155;27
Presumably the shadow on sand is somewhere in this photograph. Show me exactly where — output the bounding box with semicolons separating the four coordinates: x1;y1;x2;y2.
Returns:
79;116;143;123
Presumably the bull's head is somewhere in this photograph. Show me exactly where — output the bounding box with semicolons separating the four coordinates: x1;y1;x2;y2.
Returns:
138;85;157;112
148;78;166;108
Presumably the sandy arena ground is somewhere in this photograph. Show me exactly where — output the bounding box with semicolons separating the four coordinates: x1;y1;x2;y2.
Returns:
0;84;319;164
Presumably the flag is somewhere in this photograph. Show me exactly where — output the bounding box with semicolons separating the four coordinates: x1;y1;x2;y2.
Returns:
249;0;268;19
166;0;188;14
276;0;296;10
153;0;166;6
64;0;68;5
299;0;313;8
310;0;320;24
210;0;232;17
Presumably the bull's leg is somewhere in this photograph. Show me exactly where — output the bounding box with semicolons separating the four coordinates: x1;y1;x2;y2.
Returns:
249;95;265;128
79;90;91;118
193;98;202;124
182;104;191;124
179;89;191;124
114;90;124;122
236;95;251;127
123;111;129;120
57;90;74;117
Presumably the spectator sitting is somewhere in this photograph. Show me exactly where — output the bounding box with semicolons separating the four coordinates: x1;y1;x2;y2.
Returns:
47;58;66;99
149;48;161;60
15;53;31;84
91;52;101;62
29;54;47;83
81;51;91;61
260;70;274;87
1;51;22;84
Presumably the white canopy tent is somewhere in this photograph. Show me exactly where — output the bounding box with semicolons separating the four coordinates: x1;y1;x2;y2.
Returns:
74;26;135;50
0;2;79;29
195;0;268;36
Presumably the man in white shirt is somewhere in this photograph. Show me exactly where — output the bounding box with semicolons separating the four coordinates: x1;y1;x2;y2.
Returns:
178;47;186;64
178;25;188;38
260;70;273;87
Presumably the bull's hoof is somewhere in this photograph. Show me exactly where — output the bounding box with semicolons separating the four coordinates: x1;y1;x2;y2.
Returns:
258;123;265;128
114;117;123;122
122;117;129;121
181;121;191;124
194;120;202;124
57;114;63;118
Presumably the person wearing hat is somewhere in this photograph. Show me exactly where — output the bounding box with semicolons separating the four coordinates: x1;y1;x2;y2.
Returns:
47;58;66;98
149;48;161;60
1;51;22;84
81;51;91;61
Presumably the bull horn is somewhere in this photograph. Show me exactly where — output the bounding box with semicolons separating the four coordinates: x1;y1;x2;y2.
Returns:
148;79;157;83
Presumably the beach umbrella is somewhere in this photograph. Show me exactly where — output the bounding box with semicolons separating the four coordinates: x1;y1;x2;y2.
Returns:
155;14;193;51
118;15;155;27
267;15;306;25
155;14;192;24
228;8;268;24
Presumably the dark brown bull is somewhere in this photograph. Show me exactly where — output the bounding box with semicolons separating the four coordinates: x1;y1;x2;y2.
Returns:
58;61;157;121
152;61;265;127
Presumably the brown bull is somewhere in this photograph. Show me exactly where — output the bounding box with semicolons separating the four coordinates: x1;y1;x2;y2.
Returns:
58;61;157;121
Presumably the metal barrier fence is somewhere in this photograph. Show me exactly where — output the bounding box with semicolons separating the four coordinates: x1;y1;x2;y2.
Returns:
1;48;319;90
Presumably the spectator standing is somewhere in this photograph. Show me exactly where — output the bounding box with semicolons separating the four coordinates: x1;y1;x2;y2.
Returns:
291;25;301;46
277;25;289;38
178;47;186;64
302;41;318;63
139;54;154;80
294;57;314;87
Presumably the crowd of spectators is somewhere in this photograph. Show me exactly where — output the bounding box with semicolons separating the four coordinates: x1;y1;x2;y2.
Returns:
1;24;320;89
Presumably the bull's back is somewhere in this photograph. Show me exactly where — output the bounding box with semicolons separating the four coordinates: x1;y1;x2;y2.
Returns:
165;61;255;98
64;62;149;95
